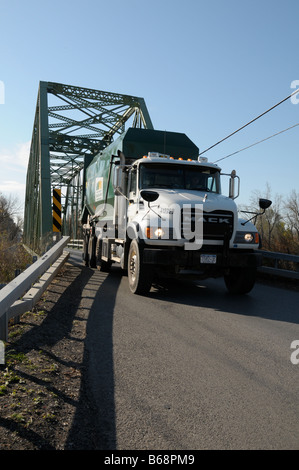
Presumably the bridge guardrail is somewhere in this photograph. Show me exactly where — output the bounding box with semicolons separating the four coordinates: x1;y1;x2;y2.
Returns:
67;239;83;250
258;250;299;280
0;236;70;342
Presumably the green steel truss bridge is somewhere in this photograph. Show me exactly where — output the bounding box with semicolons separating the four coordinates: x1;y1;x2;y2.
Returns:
23;81;153;251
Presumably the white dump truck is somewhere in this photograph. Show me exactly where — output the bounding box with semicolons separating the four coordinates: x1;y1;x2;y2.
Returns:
82;128;271;294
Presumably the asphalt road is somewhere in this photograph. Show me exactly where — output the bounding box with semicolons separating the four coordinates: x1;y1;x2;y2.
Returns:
69;250;299;450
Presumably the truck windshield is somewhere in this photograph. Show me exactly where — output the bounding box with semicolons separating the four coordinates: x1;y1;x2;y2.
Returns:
140;163;221;193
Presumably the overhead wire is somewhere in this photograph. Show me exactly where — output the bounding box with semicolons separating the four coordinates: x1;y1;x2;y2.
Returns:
198;87;299;157
213;122;299;163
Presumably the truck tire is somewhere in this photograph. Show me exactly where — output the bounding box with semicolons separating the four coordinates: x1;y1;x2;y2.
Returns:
224;266;257;294
128;239;153;295
96;238;112;272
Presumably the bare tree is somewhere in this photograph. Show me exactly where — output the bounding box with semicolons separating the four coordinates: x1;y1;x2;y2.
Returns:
284;190;299;252
238;183;282;250
0;192;23;241
0;193;31;282
285;190;299;237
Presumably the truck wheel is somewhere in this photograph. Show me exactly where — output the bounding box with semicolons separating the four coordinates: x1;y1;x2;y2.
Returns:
224;267;257;294
128;239;153;295
96;239;112;272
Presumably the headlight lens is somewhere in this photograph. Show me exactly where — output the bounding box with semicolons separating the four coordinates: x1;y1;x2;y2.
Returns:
244;233;254;242
234;231;259;244
154;228;165;238
145;227;165;239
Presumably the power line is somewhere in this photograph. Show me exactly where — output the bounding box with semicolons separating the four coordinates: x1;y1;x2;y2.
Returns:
213;122;299;163
199;87;299;157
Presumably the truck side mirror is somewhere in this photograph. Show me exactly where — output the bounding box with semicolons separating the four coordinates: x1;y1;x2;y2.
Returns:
112;165;122;190
140;190;161;221
259;198;272;210
229;177;234;199
140;190;159;203
229;170;240;199
241;198;272;226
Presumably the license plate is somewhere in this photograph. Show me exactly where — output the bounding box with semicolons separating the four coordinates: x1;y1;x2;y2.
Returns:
200;254;217;264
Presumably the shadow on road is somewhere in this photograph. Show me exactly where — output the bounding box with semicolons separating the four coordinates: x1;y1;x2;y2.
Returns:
65;267;122;449
149;276;299;326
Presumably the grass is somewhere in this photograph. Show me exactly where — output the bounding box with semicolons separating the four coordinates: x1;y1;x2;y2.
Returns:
0;341;62;431
0;239;32;284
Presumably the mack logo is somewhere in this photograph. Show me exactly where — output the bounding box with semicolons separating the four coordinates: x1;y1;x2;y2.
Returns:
184;215;231;224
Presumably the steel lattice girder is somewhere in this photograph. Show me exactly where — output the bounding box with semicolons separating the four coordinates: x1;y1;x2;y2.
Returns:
23;81;153;250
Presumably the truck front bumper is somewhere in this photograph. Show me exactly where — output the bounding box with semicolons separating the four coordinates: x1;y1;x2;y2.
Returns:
142;248;262;268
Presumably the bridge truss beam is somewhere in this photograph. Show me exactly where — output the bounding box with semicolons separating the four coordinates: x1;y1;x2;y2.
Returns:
23;81;153;251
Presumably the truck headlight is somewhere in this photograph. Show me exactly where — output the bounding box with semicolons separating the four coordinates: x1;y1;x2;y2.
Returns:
234;231;259;244
145;227;166;239
154;228;165;238
244;233;254;242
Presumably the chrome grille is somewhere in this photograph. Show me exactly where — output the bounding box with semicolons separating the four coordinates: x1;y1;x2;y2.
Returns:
181;208;234;241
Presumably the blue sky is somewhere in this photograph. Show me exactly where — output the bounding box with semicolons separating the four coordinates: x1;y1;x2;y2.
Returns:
0;0;298;214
